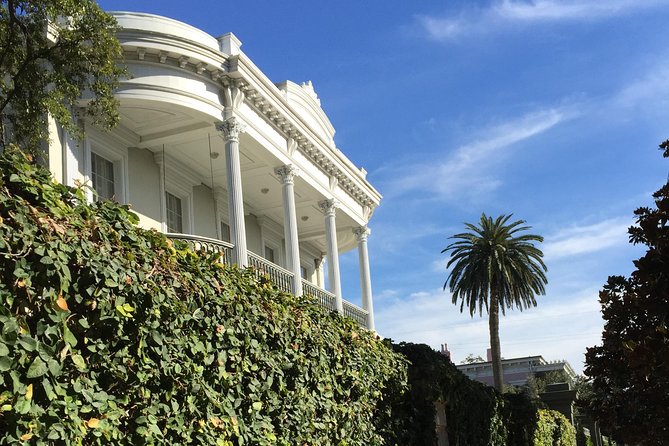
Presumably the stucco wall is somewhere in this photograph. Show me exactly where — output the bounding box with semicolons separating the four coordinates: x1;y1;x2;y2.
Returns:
245;214;262;255
192;184;217;239
127;147;161;230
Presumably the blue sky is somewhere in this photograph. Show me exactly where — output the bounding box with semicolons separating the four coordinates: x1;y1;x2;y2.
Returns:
99;0;669;373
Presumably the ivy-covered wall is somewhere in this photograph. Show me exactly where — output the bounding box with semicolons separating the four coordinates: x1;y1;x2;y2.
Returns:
386;343;576;446
0;147;407;445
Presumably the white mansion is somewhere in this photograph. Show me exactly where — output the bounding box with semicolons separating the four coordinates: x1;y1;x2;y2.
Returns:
45;12;380;330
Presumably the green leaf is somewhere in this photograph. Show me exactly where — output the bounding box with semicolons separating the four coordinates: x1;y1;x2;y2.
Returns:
17;336;37;352
27;357;48;378
63;324;77;347
0;357;12;372
252;401;263;411
0;343;9;357
71;354;86;370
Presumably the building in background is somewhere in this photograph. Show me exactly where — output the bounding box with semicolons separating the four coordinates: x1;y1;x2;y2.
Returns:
46;12;379;329
448;347;577;388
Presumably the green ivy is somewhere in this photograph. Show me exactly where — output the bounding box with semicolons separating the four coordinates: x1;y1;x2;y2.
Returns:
533;409;576;446
385;343;540;446
0;146;408;445
384;343;583;446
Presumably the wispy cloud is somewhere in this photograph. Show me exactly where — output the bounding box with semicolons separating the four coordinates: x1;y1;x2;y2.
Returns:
543;217;632;261
418;1;665;41
379;107;573;202
613;58;669;110
376;286;603;373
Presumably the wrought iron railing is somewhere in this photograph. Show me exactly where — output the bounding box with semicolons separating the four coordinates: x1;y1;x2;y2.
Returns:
166;234;369;328
166;233;233;264
343;301;369;328
247;252;294;294
302;280;338;312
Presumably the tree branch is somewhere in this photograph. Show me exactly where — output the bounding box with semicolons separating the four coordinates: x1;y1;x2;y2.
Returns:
0;0;20;69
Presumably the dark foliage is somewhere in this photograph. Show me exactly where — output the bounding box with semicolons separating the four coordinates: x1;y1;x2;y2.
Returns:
0;0;124;151
385;343;540;446
584;142;669;445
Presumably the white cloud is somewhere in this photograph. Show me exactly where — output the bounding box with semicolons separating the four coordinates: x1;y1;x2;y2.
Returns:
380;107;572;201
543;217;632;261
375;286;603;374
418;0;666;41
614;59;669;110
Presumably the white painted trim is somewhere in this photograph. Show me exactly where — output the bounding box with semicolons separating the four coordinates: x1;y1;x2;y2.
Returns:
87;136;130;204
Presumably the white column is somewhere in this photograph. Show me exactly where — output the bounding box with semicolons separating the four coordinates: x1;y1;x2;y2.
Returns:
353;226;375;331
318;199;342;312
274;165;303;296
216;117;248;267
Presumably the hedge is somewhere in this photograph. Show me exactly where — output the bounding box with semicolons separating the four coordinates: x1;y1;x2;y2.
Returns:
0;146;408;445
533;409;576;446
387;343;577;446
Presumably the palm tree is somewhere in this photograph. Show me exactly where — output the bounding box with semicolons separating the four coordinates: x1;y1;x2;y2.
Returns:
443;214;547;392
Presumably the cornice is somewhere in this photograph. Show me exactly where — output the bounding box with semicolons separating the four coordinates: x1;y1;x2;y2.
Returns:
114;23;381;213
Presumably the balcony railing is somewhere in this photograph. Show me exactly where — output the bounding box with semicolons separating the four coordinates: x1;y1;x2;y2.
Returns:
167;234;369;329
166;233;233;264
343;301;369;328
302;280;337;312
247;251;294;293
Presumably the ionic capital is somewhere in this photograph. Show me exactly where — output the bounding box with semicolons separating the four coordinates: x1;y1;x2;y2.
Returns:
274;164;299;185
353;226;371;242
318;198;338;217
216;117;246;142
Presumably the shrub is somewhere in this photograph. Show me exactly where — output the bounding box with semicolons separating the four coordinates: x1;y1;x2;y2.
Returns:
0;146;407;445
533;409;576;446
386;343;539;446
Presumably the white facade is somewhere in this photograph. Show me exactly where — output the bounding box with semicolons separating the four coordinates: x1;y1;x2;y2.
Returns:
456;355;577;387
46;12;380;329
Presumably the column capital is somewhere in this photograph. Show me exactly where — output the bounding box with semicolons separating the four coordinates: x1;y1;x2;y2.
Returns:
274;164;300;184
216;117;246;142
353;226;371;242
318;198;338;217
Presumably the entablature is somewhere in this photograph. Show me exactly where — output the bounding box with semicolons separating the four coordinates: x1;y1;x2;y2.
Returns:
109;12;381;216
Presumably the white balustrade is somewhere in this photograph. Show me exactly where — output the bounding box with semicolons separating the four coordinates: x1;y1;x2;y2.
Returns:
166;234;369;329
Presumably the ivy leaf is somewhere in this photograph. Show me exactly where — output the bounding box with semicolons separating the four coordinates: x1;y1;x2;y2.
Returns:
63;325;77;347
56;294;69;312
0;357;11;372
71;354;86;370
27;357;48;378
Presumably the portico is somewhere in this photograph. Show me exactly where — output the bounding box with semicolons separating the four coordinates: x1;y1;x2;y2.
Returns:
48;12;380;330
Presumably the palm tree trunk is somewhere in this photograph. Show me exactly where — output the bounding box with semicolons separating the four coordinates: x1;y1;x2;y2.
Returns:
489;294;504;392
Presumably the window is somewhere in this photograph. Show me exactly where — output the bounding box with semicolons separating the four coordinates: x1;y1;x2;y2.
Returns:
264;245;275;263
220;222;231;242
165;191;183;233
300;266;308;279
91;152;115;201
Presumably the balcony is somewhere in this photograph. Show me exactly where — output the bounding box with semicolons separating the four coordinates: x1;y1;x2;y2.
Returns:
167;233;370;329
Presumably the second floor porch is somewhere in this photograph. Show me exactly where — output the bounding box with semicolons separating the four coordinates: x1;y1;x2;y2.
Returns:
167;233;371;329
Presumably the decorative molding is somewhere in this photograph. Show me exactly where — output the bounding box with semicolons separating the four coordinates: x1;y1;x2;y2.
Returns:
353;226;371;242
221;80;245;112
118;36;379;210
287;138;297;156
215;117;246;142
318;199;338;217
274;164;299;185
